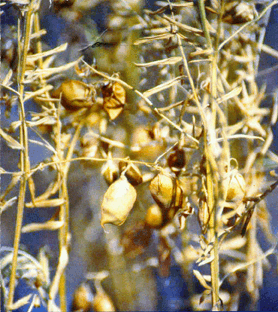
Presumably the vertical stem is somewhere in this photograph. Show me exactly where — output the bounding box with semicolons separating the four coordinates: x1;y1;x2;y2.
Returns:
7;1;34;310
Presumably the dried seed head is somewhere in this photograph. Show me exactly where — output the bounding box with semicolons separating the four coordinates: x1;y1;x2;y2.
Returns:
101;160;119;185
92;288;116;312
145;204;163;228
101;175;137;228
52;80;96;110
119;161;143;186
102;81;126;120
198;193;210;234
223;2;255;24
225;170;246;202
149;174;184;222
72;283;93;312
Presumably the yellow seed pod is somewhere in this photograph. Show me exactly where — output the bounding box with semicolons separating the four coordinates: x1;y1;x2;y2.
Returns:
72;283;93;312
149;174;184;211
52;80;96;110
101;175;137;228
145;204;163;228
92;289;116;312
225;170;246;202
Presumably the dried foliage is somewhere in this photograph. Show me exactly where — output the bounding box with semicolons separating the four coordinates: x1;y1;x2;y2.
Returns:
1;0;278;311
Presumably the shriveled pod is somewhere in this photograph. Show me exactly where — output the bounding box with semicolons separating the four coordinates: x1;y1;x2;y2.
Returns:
224;170;246;202
72;283;93;312
101;175;137;228
52;80;96;110
119;161;143;186
145;204;163;228
101;160;119;185
149;174;184;221
102;81;126;120
92;283;116;312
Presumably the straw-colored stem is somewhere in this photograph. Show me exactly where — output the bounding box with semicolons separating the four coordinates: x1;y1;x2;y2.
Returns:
7;1;34;310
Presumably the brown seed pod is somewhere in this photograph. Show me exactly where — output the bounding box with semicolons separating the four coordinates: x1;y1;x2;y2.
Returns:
149;174;184;222
101;160;119;185
119;161;143;186
225;170;246;202
102;81;126;120
101;175;137;228
167;147;186;174
92;287;116;312
145;204;163;228
72;283;93;312
52;80;96;110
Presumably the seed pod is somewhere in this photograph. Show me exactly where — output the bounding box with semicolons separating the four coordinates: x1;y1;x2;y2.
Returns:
52;80;96;110
101;175;137;228
72;283;93;312
145;204;163;228
102;81;126;120
119;161;143;186
198;192;210;234
101;160;119;185
225;170;246;202
149;174;184;222
92;288;116;312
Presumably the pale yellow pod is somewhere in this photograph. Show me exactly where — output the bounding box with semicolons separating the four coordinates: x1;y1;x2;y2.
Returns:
101;175;137;228
149;174;184;210
225;170;246;202
92;289;116;312
145;204;163;228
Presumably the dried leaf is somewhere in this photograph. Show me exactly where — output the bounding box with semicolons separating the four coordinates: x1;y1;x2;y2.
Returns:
0;128;23;150
199;289;211;305
26;43;68;62
25;198;65;208
197;254;215;266
0;196;17;213
134;56;182;68
24;85;53;101
2;69;13;86
193;270;212;290
7;294;32;311
143;76;182;98
216;86;242;104
133;33;175;46
22;221;64;233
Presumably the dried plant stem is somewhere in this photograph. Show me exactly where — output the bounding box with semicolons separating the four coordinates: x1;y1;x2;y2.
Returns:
7;2;34;310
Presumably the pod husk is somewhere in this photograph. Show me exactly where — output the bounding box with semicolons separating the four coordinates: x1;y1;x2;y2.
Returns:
101;175;137;228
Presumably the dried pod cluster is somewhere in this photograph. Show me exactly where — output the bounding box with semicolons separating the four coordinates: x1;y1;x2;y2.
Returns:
101;175;137;228
52;80;96;110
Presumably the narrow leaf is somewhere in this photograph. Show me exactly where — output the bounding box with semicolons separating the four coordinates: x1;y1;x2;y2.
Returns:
22;221;64;233
143;76;182;98
134;56;182;68
193;270;212;290
25;198;65;208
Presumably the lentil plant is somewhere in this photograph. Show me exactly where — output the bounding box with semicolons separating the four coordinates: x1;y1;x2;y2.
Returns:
1;0;278;311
